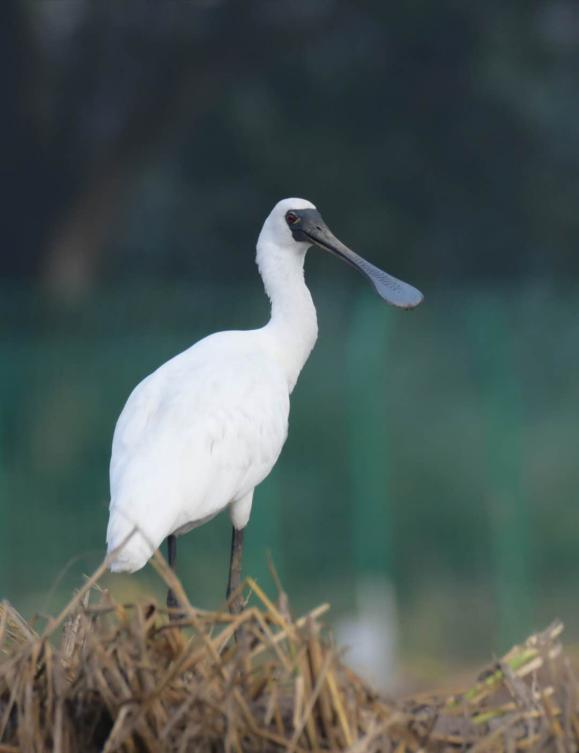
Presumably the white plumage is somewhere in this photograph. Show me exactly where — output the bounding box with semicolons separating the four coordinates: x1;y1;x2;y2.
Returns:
106;197;422;585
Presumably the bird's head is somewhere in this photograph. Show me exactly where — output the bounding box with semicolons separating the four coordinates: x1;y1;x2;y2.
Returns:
258;197;318;251
258;197;423;309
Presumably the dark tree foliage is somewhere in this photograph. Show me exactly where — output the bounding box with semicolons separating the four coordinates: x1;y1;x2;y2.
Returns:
2;0;579;294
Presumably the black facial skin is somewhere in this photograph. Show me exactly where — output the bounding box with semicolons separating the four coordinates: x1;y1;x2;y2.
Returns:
284;208;423;309
286;208;326;243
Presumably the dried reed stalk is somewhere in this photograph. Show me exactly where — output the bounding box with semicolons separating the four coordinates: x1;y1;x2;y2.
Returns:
0;560;577;753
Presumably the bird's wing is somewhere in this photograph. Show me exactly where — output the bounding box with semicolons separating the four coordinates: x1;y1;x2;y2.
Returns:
107;332;289;569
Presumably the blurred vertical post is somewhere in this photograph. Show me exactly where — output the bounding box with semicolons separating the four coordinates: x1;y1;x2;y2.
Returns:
0;344;9;598
247;473;283;589
470;296;531;649
347;297;392;576
338;295;397;689
0;420;4;598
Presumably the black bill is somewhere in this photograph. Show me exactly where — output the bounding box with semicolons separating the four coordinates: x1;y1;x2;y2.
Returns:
288;208;423;309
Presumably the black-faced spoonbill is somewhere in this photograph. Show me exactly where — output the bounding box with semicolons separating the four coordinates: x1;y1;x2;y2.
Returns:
106;198;423;613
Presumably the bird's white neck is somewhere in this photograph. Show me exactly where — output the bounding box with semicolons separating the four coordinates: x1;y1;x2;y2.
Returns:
256;240;318;393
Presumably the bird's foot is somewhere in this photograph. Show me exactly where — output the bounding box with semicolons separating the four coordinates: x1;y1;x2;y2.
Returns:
166;588;182;621
229;595;244;616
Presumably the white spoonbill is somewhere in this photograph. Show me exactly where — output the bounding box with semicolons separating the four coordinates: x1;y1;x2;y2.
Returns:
106;198;423;612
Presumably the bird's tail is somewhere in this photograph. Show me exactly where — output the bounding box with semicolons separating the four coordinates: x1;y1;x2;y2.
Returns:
106;508;156;573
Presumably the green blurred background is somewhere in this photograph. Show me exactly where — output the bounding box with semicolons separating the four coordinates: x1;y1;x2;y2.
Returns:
2;1;579;685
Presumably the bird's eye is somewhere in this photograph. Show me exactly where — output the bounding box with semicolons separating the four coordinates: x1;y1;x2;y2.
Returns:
286;212;299;225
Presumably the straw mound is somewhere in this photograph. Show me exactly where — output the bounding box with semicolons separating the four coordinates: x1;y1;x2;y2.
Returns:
0;561;577;752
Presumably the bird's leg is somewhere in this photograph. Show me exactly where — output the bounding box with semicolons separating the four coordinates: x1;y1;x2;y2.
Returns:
226;526;245;614
166;534;180;614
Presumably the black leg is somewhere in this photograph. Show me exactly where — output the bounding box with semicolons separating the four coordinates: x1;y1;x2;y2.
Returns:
166;534;179;612
167;533;177;568
226;526;245;614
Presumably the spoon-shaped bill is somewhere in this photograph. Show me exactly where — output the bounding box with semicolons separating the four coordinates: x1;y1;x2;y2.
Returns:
293;209;423;309
324;241;423;309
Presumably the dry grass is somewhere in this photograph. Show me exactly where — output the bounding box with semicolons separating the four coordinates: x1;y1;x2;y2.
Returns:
0;555;577;752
